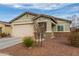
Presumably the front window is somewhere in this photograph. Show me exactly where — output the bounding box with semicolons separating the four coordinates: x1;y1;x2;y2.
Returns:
57;25;64;31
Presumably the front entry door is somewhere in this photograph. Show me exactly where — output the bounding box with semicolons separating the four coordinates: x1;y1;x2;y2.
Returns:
38;22;46;32
38;22;46;39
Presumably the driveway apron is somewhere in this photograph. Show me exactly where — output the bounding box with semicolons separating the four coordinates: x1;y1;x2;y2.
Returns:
0;38;21;49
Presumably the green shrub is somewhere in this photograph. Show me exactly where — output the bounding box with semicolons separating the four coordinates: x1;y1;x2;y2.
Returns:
69;31;79;47
0;33;10;38
0;33;2;37
1;33;7;37
22;37;34;47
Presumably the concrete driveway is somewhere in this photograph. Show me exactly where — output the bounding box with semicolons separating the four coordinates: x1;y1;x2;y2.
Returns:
0;37;21;49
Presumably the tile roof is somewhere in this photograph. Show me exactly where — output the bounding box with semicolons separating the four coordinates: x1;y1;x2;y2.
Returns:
10;12;71;23
0;21;10;25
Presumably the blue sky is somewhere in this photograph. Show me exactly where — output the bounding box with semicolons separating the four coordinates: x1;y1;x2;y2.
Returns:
0;3;79;22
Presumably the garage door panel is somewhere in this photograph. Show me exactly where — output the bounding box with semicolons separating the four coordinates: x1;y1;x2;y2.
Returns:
12;24;34;37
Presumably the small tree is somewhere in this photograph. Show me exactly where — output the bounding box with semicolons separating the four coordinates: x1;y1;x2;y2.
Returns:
69;15;79;47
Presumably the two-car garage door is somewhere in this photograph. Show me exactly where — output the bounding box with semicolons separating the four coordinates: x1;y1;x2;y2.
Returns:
12;24;34;37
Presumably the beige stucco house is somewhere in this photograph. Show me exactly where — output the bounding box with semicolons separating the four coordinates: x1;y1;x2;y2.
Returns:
10;12;71;38
0;21;11;34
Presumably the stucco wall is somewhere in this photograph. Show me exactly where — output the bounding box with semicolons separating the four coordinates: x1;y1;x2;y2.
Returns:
52;20;71;32
0;23;11;34
5;26;12;34
12;14;35;24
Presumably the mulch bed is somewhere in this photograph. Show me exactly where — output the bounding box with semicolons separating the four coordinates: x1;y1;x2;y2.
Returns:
0;37;79;56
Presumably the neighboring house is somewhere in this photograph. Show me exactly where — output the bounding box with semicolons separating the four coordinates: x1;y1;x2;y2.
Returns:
10;12;71;38
0;21;11;34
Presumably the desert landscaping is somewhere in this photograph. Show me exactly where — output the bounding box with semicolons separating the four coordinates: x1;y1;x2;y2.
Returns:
0;33;79;56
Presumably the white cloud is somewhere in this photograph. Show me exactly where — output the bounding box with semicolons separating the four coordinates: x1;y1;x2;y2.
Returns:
12;4;24;8
28;3;65;10
0;3;69;10
0;3;26;9
60;13;79;20
52;12;79;20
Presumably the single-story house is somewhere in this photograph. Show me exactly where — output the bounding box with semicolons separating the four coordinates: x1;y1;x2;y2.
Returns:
0;21;11;34
10;12;71;38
